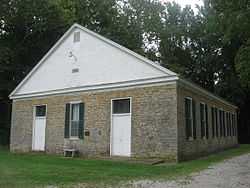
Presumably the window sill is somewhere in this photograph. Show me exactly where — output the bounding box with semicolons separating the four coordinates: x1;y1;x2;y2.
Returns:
69;137;80;140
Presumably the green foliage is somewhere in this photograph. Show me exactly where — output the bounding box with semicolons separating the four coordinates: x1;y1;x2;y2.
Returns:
208;0;250;92
1;0;250;142
235;40;250;88
1;0;247;99
210;0;250;43
158;1;222;91
0;0;67;97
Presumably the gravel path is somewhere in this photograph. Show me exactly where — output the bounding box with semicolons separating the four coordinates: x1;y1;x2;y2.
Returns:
129;153;250;188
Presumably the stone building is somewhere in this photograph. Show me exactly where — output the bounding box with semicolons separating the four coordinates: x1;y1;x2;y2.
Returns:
9;24;238;161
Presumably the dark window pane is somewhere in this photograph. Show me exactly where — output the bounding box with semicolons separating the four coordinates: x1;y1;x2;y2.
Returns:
185;98;192;139
36;105;46;117
205;104;209;139
219;110;223;137
71;103;80;121
211;107;215;137
229;113;232;136
113;99;130;114
200;103;205;138
70;121;79;137
215;108;218;137
192;100;196;139
222;111;226;137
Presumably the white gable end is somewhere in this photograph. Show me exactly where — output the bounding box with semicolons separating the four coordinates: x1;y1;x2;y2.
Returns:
11;24;177;99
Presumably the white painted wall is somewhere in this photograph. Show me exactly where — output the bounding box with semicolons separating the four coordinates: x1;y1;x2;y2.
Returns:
16;27;170;95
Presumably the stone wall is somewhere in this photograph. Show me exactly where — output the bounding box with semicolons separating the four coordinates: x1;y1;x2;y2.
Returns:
10;83;178;160
177;81;238;161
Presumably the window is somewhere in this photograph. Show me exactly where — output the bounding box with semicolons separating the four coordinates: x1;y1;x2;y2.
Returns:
64;102;84;139
185;98;196;140
211;107;218;138
219;110;226;137
225;112;229;137
70;103;80;137
200;103;208;139
229;113;232;136
222;111;226;137
72;68;79;73
35;105;46;117
227;112;231;136
211;107;215;137
232;114;237;136
73;31;80;42
235;114;237;136
219;109;223;137
113;98;130;114
214;108;219;137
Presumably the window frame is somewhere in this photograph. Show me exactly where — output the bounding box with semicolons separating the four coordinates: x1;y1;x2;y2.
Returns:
111;97;132;115
69;101;82;139
226;112;231;136
214;107;219;137
200;102;208;139
225;112;228;137
229;112;232;136
211;106;218;138
219;109;223;137
185;97;195;140
222;110;226;137
232;113;237;136
35;104;47;118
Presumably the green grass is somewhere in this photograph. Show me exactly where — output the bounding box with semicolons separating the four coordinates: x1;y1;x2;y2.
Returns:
1;145;250;187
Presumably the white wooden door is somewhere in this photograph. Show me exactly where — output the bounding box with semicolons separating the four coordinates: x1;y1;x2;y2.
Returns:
111;98;131;156
32;105;46;151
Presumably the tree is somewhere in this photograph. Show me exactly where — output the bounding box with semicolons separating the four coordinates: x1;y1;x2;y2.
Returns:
208;0;250;143
235;39;250;88
209;0;250;88
159;2;222;91
0;0;67;97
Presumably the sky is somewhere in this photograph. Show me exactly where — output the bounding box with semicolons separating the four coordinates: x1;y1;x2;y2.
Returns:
162;0;204;11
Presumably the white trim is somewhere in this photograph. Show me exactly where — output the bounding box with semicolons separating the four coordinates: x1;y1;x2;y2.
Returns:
8;22;236;114
11;76;178;100
32;104;47;151
13;81;176;102
9;24;76;98
110;97;132;157
70;100;82;104
9;23;176;98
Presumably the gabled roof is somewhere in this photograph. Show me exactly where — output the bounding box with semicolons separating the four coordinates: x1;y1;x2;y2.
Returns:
8;23;237;109
9;23;177;99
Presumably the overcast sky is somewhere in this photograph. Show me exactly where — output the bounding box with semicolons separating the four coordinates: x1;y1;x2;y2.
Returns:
161;0;204;10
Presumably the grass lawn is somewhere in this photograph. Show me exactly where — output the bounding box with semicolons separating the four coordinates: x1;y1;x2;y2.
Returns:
1;145;250;187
